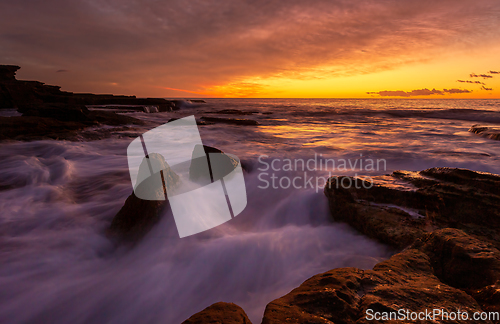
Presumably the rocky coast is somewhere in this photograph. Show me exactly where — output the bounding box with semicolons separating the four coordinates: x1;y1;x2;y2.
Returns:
2;64;499;323
182;168;500;323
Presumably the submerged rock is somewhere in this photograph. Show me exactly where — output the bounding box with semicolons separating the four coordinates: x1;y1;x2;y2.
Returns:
200;116;259;126
181;167;500;322
0;102;145;141
469;125;500;140
108;153;179;242
206;109;257;115
0;64;177;110
182;302;252;324
189;144;239;184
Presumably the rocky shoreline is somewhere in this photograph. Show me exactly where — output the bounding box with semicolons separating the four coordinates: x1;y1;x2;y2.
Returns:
183;168;500;323
3;64;499;323
0;65;261;141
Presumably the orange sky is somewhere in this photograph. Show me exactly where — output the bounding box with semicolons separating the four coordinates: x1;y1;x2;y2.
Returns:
1;0;499;98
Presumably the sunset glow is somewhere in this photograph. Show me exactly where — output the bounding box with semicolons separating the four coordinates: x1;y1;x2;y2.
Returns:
1;0;499;98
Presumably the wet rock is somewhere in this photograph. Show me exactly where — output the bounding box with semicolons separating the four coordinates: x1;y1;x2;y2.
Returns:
414;228;500;290
20;103;144;126
108;153;179;242
262;249;484;324
324;176;426;249
189;145;239;184
182;302;252;324
200;116;259;126
324;168;500;249
0;116;87;141
206;109;257;115
469;125;500;140
0;102;144;141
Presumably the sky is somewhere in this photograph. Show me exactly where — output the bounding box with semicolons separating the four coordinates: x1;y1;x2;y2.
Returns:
1;0;500;98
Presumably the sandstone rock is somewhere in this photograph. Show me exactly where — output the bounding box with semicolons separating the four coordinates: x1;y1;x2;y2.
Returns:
324;168;500;249
469;125;500;141
182;302;252;324
262;249;485;324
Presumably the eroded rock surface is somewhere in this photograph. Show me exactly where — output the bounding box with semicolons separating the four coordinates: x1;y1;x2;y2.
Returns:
324;168;500;249
263;245;495;324
259;168;500;323
108;153;179;242
469;125;500;141
182;302;252;324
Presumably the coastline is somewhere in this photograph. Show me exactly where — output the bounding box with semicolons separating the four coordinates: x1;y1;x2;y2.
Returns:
1;65;500;323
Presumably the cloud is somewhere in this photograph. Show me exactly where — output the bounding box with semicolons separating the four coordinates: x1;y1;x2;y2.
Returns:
457;80;484;84
489;71;500;74
470;73;493;79
56;69;69;73
368;88;443;97
0;0;499;96
443;88;472;94
368;88;472;97
482;86;493;91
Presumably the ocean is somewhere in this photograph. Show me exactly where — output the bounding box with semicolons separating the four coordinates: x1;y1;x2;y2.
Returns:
0;99;499;323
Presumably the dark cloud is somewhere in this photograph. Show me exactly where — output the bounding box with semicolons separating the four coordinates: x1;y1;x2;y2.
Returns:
368;88;472;97
443;88;472;94
56;69;68;73
457;80;484;84
482;86;493;91
0;0;499;96
489;71;500;74
470;73;494;79
368;88;443;97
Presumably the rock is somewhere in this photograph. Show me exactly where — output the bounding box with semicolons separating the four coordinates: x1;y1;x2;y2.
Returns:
181;302;252;324
20;103;93;122
324;176;425;249
188;99;206;103
108;153;179;242
200;116;259;126
469;125;500;141
189;145;240;184
109;145;240;242
414;228;500;290
262;249;485;324
168;117;211;126
324;168;500;249
206;109;256;115
0;65;20;81
0;102;145;141
0;65;177;110
0;116;87;141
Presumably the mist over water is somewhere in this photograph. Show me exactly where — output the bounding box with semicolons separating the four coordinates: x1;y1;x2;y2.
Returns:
1;99;499;323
